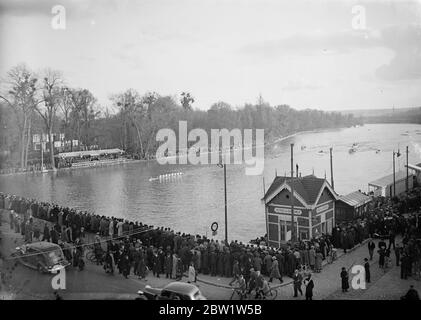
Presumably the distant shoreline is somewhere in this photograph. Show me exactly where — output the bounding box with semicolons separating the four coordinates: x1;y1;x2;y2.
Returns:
0;124;361;177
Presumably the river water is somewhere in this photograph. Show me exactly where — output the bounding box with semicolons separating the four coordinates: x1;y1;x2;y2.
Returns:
1;123;420;242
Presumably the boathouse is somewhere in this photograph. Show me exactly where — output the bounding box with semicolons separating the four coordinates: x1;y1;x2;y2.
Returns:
335;191;372;223
406;163;421;185
368;171;415;197
262;174;338;248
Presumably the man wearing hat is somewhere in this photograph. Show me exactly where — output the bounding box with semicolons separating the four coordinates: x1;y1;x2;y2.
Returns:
304;274;314;300
269;256;283;284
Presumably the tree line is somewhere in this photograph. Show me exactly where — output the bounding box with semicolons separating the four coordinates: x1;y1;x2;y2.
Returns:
0;64;359;170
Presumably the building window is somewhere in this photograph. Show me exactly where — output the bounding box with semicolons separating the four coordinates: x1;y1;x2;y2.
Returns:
268;223;279;242
280;222;285;241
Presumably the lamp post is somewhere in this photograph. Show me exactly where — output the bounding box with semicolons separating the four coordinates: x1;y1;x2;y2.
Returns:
393;150;401;197
290;143;295;242
217;162;228;244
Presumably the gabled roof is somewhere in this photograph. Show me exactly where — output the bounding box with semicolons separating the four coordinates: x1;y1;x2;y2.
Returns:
338;191;372;207
263;174;337;205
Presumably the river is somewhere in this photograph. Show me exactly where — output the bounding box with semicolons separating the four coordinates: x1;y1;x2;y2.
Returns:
1;123;420;242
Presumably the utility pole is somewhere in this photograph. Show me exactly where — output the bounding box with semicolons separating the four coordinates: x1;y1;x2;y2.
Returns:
330;147;334;190
290;143;295;242
406;146;409;193
217;161;228;244
41;133;44;171
393;151;396;197
224;163;228;244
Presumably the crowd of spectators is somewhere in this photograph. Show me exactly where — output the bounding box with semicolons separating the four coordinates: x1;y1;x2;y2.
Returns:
1;191;420;288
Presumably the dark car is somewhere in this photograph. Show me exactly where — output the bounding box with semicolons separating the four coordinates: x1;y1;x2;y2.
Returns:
11;241;70;274
137;282;206;300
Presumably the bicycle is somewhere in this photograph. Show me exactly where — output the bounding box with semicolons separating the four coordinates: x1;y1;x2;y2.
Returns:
85;245;104;264
229;287;248;300
253;284;278;300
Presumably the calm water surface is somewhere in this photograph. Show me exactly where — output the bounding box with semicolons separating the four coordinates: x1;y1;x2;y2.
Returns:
1;123;420;242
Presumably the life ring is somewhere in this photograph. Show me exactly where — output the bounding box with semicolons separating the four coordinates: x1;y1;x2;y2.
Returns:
211;222;218;232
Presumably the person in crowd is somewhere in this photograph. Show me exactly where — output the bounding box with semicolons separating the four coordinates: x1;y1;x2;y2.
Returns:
229;260;240;286
164;252;172;279
188;262;196;283
315;250;323;273
394;244;401;267
378;247;386;270
364;258;370;283
388;230;396;251
232;274;247;300
304;274;314;300
269;256;283;284
341;267;350;293
368;239;375;261
292;269;303;297
401;285;419;300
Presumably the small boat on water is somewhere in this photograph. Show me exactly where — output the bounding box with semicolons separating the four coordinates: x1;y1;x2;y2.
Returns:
150;172;184;182
349;146;357;154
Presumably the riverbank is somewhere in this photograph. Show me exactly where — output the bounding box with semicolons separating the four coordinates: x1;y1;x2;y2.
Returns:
0;125;352;177
0;158;143;177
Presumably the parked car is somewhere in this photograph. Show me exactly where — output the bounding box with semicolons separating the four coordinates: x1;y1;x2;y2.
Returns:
11;241;70;274
137;282;206;300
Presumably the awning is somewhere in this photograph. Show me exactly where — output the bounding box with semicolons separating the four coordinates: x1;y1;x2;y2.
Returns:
338;191;372;208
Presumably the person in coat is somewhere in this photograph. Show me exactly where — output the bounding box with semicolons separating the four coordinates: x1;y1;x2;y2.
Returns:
164;252;173;279
368;239;376;260
172;253;178;279
364;258;370;283
276;251;285;278
223;250;232;278
136;249;146;279
210;251;217;276
315;251;323;273
120;253;130;278
292;269;303;297
287;251;296;277
152;251;161;278
229;260;240;285
253;253;262;272
269;256;283;283
188;262;196;283
263;252;272;276
341;267;350;292
43;223;50;242
304;274;314;300
309;247;316;270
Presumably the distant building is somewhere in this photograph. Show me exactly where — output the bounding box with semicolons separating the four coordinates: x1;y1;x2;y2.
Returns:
368;171;414;197
335;191;372;223
262;174;338;247
32;133;79;153
407;163;421;185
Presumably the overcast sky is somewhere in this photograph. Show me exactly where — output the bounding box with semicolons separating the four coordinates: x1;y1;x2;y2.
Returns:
1;0;421;111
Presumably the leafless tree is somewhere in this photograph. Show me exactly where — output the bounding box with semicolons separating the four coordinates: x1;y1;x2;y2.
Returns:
35;69;64;170
0;64;41;169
